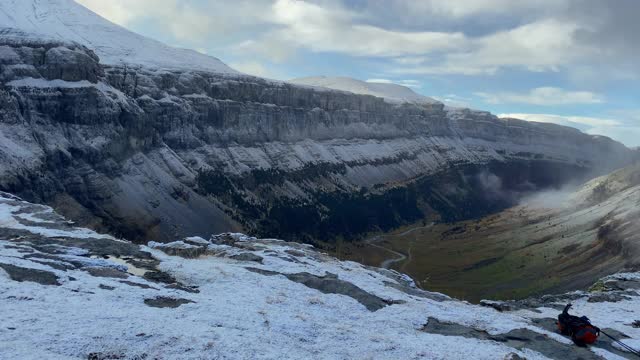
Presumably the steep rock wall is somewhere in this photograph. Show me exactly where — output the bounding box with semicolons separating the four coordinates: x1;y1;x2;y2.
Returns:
0;36;634;242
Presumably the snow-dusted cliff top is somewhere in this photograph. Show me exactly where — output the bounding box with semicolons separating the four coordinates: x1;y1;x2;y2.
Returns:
0;0;238;73
290;76;440;105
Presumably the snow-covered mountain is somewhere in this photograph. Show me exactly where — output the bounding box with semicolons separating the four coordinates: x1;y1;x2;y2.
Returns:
1;191;639;359
0;0;635;243
0;0;237;73
290;76;440;105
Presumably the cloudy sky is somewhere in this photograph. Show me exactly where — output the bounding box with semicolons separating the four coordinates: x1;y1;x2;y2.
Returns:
76;0;640;147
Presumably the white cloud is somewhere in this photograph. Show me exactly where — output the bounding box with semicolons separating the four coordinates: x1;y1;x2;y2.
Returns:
463;20;583;72
76;0;212;40
366;78;421;88
392;64;498;76
393;0;568;19
263;0;468;58
476;87;604;106
76;0;272;43
265;2;581;74
393;19;588;76
76;0;640;82
392;56;429;65
233;39;294;63
77;0;635;79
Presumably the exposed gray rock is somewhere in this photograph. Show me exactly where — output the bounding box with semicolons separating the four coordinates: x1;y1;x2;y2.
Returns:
210;233;241;246
421;318;603;360
22;258;72;271
87;351;130;360
480;300;515;312
245;267;391;312
85;266;128;279
603;278;640;291
284;271;391;311
230;253;263;263
149;241;206;258
144;296;194;308
503;353;526;360
119;280;157;290
0;262;60;285
244;267;279;276
588;292;633;303
383;281;449;302
530;318;558;333
285;249;306;257
481;292;587;313
182;236;209;246
165;283;200;293
143;270;177;284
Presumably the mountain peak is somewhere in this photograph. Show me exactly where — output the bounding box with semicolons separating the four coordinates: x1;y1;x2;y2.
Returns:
289;76;440;105
0;0;238;73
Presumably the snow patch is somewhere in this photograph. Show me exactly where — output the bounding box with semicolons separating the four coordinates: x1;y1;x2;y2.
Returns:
0;194;114;240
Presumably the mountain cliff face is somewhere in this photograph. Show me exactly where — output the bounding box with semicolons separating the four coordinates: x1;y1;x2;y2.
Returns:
0;0;635;243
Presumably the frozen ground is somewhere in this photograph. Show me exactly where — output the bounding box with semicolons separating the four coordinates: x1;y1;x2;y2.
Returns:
1;192;639;359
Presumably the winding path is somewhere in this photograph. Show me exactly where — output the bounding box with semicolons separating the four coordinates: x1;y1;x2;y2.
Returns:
365;223;433;269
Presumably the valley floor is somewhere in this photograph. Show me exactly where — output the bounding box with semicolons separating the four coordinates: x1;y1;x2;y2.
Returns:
340;167;640;302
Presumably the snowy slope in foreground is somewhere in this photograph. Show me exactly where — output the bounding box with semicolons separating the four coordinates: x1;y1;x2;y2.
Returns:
0;0;237;73
1;193;638;359
290;76;441;105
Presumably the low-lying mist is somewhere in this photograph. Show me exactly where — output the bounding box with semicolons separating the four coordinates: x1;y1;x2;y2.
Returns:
472;169;588;211
518;186;577;209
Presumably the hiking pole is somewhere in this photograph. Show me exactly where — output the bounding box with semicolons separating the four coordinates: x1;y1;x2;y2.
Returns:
600;330;640;358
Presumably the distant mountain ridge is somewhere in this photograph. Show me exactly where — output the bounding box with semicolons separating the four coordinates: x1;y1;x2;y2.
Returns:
290;76;440;105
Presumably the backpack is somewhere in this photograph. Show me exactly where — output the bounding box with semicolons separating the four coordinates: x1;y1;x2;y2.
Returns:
557;304;600;346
